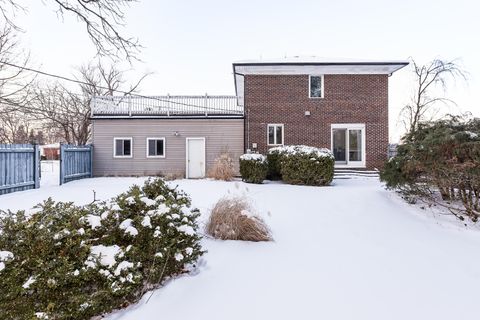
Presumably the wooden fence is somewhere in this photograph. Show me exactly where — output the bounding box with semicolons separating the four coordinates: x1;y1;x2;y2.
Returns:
0;144;40;195
59;144;93;185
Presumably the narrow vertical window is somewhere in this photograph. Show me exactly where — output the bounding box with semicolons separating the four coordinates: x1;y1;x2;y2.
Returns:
309;75;324;98
267;124;284;146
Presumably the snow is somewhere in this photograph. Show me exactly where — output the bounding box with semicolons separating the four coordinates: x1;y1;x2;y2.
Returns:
140;196;157;207
239;153;266;162
141;216;152;228
22;276;36;289
2;174;480;319
114;261;134;276
0;250;14;261
86;245;122;269
269;145;334;158
119;219;139;236
177;225;195;236
83;214;102;229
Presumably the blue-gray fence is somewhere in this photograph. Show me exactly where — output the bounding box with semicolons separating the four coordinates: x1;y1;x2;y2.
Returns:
0;144;40;195
60;144;93;185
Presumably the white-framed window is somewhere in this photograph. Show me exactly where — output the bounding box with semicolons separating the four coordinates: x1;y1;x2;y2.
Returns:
113;137;133;158
309;75;324;98
267;124;284;146
146;137;166;158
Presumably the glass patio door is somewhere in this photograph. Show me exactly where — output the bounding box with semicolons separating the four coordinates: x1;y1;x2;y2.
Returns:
332;125;365;167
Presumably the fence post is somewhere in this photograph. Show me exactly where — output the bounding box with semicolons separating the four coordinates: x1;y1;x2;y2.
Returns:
33;144;40;189
89;144;94;178
59;144;65;185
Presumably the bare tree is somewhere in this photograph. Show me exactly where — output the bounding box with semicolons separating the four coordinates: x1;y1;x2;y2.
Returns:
22;62;149;145
0;24;33;108
0;0;140;60
400;59;467;136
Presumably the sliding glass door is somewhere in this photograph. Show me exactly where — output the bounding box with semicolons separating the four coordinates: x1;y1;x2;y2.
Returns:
331;124;365;167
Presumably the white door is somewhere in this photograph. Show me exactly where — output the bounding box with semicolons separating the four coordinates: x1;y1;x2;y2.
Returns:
186;138;206;178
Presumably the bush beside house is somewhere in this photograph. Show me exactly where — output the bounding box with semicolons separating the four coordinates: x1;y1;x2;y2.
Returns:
241;146;335;186
279;146;335;186
0;178;204;319
239;154;268;184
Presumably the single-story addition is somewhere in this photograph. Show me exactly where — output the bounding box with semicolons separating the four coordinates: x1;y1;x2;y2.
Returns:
91;57;408;177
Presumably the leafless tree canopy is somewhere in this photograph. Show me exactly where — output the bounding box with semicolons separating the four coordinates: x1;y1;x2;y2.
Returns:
0;0;140;60
0;24;33;108
400;59;467;136
19;62;150;145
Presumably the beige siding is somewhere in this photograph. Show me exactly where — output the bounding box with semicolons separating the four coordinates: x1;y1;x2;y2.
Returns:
92;119;244;177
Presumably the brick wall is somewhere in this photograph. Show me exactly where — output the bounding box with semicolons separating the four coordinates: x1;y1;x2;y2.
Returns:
244;74;389;170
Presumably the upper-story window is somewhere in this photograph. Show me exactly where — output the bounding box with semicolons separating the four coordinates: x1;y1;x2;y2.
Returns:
309;75;324;98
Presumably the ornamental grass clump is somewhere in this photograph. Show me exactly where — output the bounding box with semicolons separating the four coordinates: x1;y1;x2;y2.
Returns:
0;178;204;320
239;153;268;184
206;196;272;242
279;145;335;186
208;152;235;181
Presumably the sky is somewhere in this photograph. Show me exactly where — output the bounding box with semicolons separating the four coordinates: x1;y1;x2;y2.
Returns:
12;0;480;141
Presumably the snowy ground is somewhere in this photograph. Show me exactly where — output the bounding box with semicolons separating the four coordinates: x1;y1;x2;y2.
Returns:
1;172;480;319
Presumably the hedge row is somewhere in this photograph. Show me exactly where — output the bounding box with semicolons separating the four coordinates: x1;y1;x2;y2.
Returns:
240;145;335;186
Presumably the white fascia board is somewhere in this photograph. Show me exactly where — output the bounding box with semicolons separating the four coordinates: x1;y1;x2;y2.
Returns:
233;64;408;75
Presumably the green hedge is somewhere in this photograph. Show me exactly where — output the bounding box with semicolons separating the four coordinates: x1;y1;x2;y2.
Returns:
0;178;204;319
279;146;334;186
266;147;284;180
239;154;268;184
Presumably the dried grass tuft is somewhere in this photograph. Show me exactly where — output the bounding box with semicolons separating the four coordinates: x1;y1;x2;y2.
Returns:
206;196;272;241
208;153;235;181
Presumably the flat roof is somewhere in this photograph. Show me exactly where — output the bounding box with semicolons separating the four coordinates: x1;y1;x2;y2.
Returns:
233;56;409;66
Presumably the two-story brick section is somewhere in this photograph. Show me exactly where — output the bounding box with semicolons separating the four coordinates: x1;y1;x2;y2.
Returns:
233;58;408;170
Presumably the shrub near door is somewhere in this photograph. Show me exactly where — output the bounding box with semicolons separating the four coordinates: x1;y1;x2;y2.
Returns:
280;146;335;186
239;154;268;184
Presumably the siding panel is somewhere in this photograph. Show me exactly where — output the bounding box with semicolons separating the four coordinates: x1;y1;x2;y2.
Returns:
92;119;244;177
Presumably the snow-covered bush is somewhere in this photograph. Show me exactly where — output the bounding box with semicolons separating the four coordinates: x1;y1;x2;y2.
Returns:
0;178;204;319
239;154;268;184
206;196;272;242
279;145;334;186
208;152;235;181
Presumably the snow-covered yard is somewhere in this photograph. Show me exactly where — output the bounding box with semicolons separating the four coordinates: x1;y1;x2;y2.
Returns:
1;173;480;320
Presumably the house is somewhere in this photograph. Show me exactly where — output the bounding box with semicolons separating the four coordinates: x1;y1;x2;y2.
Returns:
233;57;408;169
40;143;60;160
90;57;407;177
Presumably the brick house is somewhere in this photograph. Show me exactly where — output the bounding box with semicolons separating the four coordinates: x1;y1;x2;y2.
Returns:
90;58;407;177
233;58;408;169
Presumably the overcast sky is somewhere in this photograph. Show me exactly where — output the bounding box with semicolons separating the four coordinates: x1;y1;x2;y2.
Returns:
15;0;480;141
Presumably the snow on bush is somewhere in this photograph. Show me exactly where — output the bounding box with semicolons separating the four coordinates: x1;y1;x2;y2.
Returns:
277;145;334;186
0;178;204;320
208;152;235;181
206;196;272;242
239;154;268;184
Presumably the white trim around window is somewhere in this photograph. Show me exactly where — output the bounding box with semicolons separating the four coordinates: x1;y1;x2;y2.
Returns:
146;137;166;158
113;137;133;158
309;75;324;99
330;123;366;168
267;123;284;146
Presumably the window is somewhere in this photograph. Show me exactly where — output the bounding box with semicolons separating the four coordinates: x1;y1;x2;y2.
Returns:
146;138;166;158
267;124;284;146
113;138;132;158
309;75;324;98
